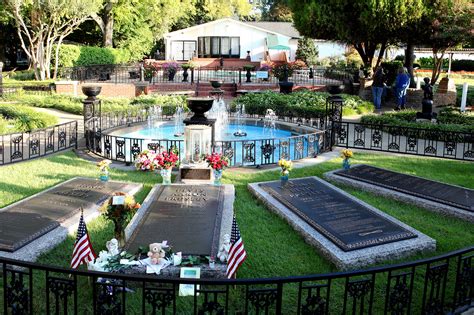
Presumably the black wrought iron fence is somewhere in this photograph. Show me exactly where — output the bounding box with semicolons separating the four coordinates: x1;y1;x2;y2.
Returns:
0;121;78;165
0;246;472;314
60;65;355;87
335;122;474;161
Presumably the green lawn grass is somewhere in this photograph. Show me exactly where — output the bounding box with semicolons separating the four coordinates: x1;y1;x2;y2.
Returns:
0;151;472;313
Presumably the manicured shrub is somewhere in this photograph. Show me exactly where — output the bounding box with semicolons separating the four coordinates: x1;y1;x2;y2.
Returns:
0;104;58;133
53;44;134;68
451;59;474;72
232;90;373;118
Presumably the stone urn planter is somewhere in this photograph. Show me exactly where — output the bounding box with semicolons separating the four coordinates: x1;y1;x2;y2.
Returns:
279;81;294;94
210;80;224;89
326;84;345;95
187;97;214;123
82;85;102;100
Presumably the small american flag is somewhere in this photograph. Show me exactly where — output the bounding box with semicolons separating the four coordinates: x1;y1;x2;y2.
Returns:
226;216;247;279
71;208;96;269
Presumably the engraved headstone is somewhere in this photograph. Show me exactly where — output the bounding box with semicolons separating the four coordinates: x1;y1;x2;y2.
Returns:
259;178;417;251
0;178;141;252
125;185;225;257
334;165;473;212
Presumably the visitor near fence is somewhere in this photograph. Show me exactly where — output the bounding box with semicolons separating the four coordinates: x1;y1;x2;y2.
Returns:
395;67;411;110
372;66;385;110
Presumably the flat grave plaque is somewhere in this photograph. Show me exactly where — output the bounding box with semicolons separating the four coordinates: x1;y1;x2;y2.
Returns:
334;165;474;212
125;185;225;257
0;178;141;252
259;178;417;251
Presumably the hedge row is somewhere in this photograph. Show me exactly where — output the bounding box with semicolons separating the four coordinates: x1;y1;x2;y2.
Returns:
5;94;188;117
0;104;58;134
53;44;135;68
417;57;474;72
359;108;474;133
231;90;374;118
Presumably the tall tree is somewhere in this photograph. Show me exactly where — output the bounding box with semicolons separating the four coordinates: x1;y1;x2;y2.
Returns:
4;0;101;80
295;37;318;66
289;0;425;70
256;0;292;22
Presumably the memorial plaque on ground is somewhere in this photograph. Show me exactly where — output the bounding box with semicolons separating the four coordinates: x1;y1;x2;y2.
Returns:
125;185;225;257
334;165;474;212
259;178;417;251
0;178;141;252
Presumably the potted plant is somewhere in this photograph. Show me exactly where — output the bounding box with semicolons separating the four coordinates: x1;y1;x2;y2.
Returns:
181;61;196;82
243;64;255;83
99;192;141;247
205;152;230;186
153;149;180;185
143;62;159;83
162;62;180;81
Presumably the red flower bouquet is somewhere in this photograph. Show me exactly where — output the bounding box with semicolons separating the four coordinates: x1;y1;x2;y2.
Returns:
205;153;229;171
154;150;179;170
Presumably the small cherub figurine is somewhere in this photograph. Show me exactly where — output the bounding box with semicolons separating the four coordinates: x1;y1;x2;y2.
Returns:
422;77;433;100
217;234;231;263
106;238;120;256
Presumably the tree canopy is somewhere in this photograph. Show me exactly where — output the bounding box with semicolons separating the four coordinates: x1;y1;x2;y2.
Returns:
4;0;102;80
289;0;425;69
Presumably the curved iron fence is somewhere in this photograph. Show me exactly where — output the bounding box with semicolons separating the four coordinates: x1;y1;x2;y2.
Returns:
0;121;78;165
336;122;474;161
1;246;472;314
86;111;329;166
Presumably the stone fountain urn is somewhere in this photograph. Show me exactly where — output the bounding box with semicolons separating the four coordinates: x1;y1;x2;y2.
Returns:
209;80;223;89
82;85;102;100
186;97;214;123
325;84;345;95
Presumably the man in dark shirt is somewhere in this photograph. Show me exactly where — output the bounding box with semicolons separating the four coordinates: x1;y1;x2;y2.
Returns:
372;67;385;110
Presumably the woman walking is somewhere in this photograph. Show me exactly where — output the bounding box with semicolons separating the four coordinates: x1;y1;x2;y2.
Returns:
372;66;385;110
395;67;410;110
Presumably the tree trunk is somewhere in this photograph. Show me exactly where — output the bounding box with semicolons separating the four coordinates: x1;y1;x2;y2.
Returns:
405;42;416;88
431;49;445;85
103;14;113;47
374;40;387;70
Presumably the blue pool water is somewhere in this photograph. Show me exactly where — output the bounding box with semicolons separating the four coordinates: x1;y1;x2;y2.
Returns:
119;124;294;141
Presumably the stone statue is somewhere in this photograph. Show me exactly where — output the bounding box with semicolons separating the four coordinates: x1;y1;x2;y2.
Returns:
106;238;120;256
217;234;231;263
422;77;433;100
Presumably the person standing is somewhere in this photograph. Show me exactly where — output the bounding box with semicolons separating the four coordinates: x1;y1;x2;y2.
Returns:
372;66;385;110
395;67;411;110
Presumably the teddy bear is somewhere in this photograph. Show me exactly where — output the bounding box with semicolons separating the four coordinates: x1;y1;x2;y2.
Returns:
147;243;166;265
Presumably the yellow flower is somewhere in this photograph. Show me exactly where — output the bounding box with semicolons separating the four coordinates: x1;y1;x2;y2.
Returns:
341;149;353;159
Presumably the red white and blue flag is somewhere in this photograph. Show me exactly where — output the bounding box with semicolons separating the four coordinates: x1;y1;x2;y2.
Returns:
71;209;96;269
226;216;247;279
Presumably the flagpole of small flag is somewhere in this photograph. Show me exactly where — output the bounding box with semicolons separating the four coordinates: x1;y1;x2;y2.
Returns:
71;207;96;270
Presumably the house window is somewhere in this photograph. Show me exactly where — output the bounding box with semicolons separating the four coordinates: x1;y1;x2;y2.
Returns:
197;37;240;58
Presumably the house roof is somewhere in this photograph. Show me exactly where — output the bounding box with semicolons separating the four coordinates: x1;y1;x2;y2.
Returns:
164;18;295;39
244;22;301;39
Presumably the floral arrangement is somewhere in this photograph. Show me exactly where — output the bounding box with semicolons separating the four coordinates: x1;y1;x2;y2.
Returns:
258;64;272;71
135;150;156;171
205;153;229;171
278;159;293;175
97;159;111;172
340;149;354;159
100;192;141;245
143;61;160;79
162;62;180;75
154;150;179;169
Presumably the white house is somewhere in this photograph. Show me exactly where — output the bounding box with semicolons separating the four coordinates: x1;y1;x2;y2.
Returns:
163;18;301;63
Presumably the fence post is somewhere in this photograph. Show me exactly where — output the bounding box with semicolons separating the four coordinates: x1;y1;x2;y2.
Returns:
0;61;3;97
239;69;242;84
191;68;194;84
276;283;283;315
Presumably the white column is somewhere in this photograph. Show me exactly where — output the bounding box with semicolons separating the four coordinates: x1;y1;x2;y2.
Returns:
461;82;469;112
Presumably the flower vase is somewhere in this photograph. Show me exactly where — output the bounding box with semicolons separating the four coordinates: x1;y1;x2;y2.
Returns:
280;171;289;186
160;168;172;185
114;223;125;248
343;158;351;170
99;169;109;182
213;169;223;186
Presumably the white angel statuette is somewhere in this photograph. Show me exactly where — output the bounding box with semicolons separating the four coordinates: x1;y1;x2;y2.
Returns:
217;234;231;263
106;238;120;256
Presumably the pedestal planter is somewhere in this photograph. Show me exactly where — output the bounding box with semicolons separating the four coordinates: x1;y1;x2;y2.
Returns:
246;69;252;83
279;81;294;94
182;68;189;82
168;72;176;81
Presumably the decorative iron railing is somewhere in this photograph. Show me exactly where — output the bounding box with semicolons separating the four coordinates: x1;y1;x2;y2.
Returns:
85;110;328;166
60;65;355;87
0;246;472;314
0;121;78;165
335;122;474;161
